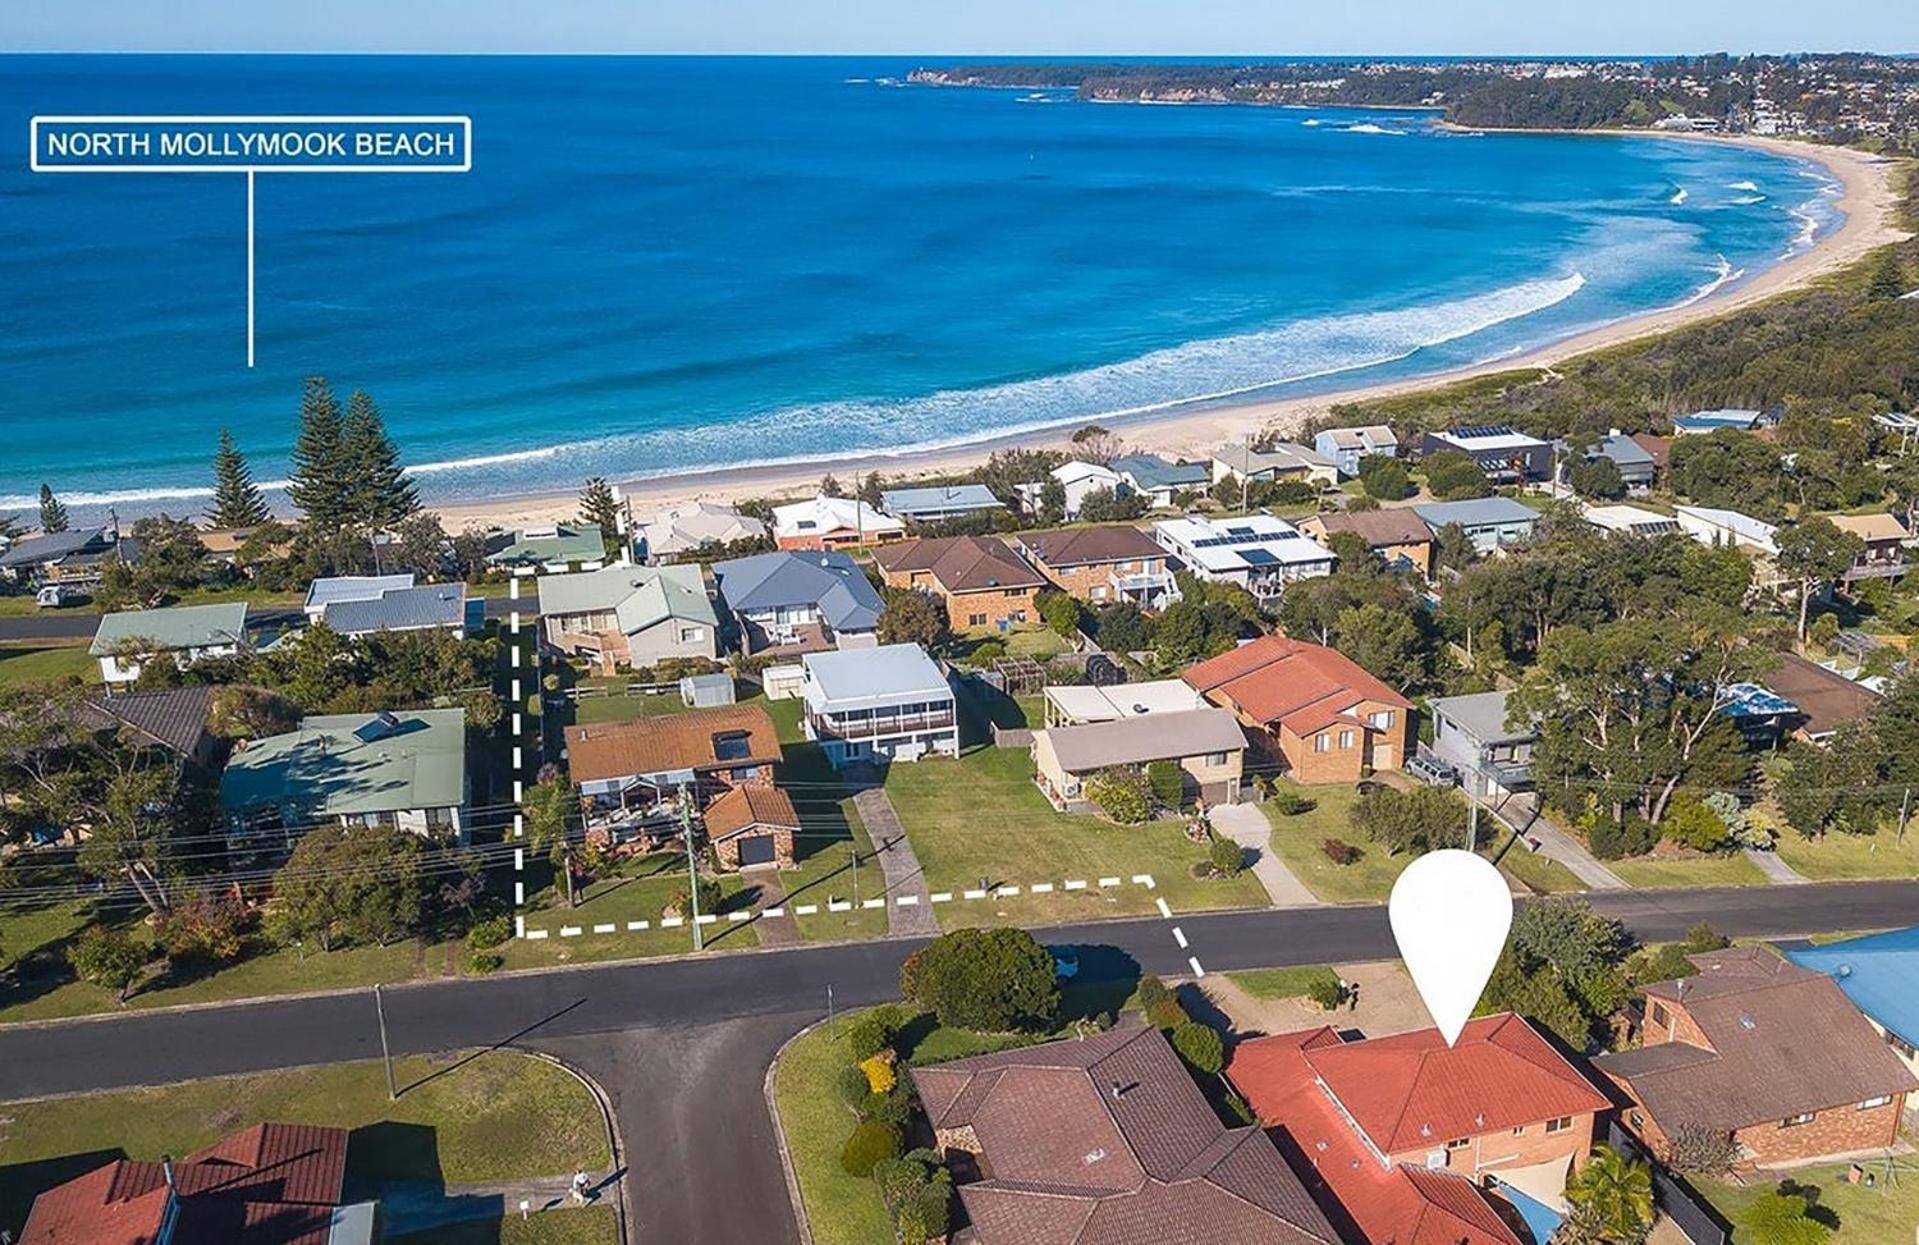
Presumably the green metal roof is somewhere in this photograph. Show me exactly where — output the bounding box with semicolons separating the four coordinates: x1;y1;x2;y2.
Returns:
485;524;609;567
221;708;467;819
89;602;249;657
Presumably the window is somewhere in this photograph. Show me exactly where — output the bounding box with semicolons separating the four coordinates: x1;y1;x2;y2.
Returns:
969;613;986;627
1315;734;1331;753
1004;588;1024;598
1630;1111;1644;1131
1204;752;1228;766
1648;1002;1669;1028
1369;710;1395;730
1780;1112;1817;1128
1445;1137;1470;1150
1858;1096;1893;1110
1338;730;1355;750
1891;1033;1916;1060
679;625;705;643
1544;1117;1573;1134
1510;1125;1526;1136
712;731;754;762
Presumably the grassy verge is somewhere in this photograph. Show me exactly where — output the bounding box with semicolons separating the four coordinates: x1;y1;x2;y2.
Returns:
1774;826;1919;880
392;1211;620;1245
1229;965;1341;1001
0;641;94;688
1697;1165;1919;1244
505;854;761;966
1488;838;1586;894
1258;783;1412;902
0;1050;609;1237
884;747;1268;926
1607;853;1771;889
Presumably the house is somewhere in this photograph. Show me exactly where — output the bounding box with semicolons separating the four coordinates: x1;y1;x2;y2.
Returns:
20;1122;372;1245
1595;946;1919;1168
1674;505;1779;555
565;704;783;837
712;549;884;655
1042;678;1207;727
912;1021;1338;1245
1673;407;1763;435
771;494;905;550
1153;514;1334;602
1560;431;1658;493
1581;503;1681;537
877;483;1004;525
1412;497;1540;554
302;573;416;621
88;602;248;685
221;708;468;841
638;499;769;563
1298;508;1435;576
1732;652;1881;745
702;782;800;870
1031;706;1247;809
1017;460;1126;520
1629;432;1672;475
1785;926;1919;1078
1108;453;1212;508
199;522;295;567
1421;425;1554;483
1828;512;1909;586
801;643;958;767
484;523;609;571
1211;441;1339;488
537;563;720;672
1313;424;1400;477
1228;1014;1611;1245
72;685;224;770
1182;634;1413;781
1014;524;1178;609
321;582;475;639
1426;690;1537;799
872;535;1046;632
0;525;128;588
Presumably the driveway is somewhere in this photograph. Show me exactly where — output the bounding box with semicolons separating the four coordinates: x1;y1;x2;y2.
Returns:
1491;794;1628;890
1209;802;1318;907
848;782;938;936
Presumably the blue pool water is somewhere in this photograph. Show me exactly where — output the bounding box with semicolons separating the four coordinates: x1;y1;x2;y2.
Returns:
0;56;1836;514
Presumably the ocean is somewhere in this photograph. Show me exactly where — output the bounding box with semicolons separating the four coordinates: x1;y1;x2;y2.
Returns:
0;56;1836;517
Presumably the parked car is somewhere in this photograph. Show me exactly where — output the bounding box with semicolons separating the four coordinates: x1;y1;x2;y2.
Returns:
1404;755;1457;787
35;584;85;608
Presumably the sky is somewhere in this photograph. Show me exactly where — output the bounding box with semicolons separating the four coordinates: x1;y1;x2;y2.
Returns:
4;0;1916;57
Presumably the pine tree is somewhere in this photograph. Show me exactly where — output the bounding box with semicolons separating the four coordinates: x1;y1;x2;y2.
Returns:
38;483;69;534
285;377;352;530
208;429;271;528
578;477;622;558
342;389;419;531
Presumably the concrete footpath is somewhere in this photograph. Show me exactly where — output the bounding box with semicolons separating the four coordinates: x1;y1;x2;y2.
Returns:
849;784;938;936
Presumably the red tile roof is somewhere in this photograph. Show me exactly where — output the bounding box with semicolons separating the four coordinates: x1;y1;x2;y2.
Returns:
1181;635;1411;734
872;535;1047;594
703;782;800;839
564;703;781;784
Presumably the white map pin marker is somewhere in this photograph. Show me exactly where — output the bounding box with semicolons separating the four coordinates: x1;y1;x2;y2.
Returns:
1388;849;1512;1047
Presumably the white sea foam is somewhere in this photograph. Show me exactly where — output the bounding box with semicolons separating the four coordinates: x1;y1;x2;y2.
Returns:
1728;180;1760;192
1669;187;1689;205
1300;118;1323;127
1345;123;1403;136
1674;255;1745;308
1730;194;1767;205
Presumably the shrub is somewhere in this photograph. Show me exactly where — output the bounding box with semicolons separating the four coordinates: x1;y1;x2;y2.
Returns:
1171;1021;1224;1074
862;1084;915;1127
1307;975;1346;1011
1134;974;1172;1012
1321;837;1360;865
664;878;725;919
1666;1122;1741;1177
1267;788;1316;816
848;1006;906;1061
68;927;148;1002
1359;456;1413;500
1146;994;1190;1030
899;927;1061;1032
1588;815;1659;860
1146;760;1185;810
839;1119;902;1176
1352;784;1468;855
467;952;504;975
1663;798;1731;853
836;1063;873;1109
1093;602;1151;653
465;914;512;950
859;1053;897;1094
1039;590;1084;638
1085;768;1155;824
1208;836;1245;877
1422;450;1490;500
156;893;250;964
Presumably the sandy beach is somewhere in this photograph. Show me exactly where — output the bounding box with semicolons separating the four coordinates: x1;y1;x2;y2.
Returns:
433;131;1911;534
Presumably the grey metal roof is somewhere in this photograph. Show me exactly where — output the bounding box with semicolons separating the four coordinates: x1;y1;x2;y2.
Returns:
1412;497;1541;530
221;708;467;817
535;563;717;632
713;550;883;633
1044;707;1247;772
89;602;249;656
322;583;469;635
0;526;115;569
803;643;949;707
303;574;415;613
879;484;1004;517
1428;690;1536;745
1110;454;1211;491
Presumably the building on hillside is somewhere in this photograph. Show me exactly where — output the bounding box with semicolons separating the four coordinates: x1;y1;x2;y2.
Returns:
1297;508;1435;576
702;783;800;870
1227;1014;1611;1245
70;685;223;771
877;483;1004;525
1313;424;1400;478
1152;513;1334;603
1420;425;1553;483
1210;441;1339;489
564;703;782;838
1581;503;1680;537
1558;431;1658;493
89;602;248;686
1425;690;1537;800
1014;524;1178;609
537;563;719;672
912;1021;1339;1245
1042;678;1206;727
302;573;415;621
770;494;906;551
1629;432;1672;475
1673;408;1763;435
1726;652;1881;746
1674;505;1778;554
1828;512;1910;586
1016;460;1126;521
321;582;476;639
1785;926;1919;1078
221;708;468;843
871;535;1046;632
1182;634;1413;781
484;523;609;572
712;549;884;655
1595;947;1919;1168
1412;497;1540;554
638;499;769;563
1031;707;1248;809
0;525;126;588
19;1122;372;1245
801;643;957;767
1108;453;1212;508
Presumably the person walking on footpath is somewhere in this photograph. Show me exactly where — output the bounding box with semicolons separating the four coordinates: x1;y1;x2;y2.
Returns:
1347;979;1361;1012
571;1170;592;1205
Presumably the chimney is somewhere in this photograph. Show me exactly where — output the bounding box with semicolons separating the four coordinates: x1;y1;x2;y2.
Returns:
1110;1080;1126;1100
162;1155;175;1189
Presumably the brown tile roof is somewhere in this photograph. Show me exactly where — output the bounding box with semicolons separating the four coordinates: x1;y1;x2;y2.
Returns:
76;686;216;758
22;1122;349;1245
1593;947;1919;1132
703;783;800;839
1016;525;1166;569
1762;653;1880;738
1301;508;1435;550
1182;635;1411;734
564;704;781;784
1628;433;1671;470
872;535;1046;595
910;1021;1336;1245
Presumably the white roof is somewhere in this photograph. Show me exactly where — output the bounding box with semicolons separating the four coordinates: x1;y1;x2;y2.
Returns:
802;643;950;708
1318;425;1398;450
1582;504;1680;535
1154;513;1333;572
639;500;767;557
1043;680;1206;724
1434;428;1550;452
771;494;904;541
1674;505;1779;554
304;574;414;612
1052;461;1124;487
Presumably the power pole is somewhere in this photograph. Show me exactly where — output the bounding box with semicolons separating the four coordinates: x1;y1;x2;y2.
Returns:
680;785;704;951
1900;788;1911;846
374;984;396;1100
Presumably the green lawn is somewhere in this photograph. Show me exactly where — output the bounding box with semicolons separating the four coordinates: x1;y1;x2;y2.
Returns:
1775;826;1919;880
505;853;761;966
1259;783;1415;903
771;1014;900;1245
1698;1165;1919;1244
0;642;95;687
1488;838;1586;894
776;733;888;943
393;1212;620;1245
1002;629;1071;659
0;1050;609;1238
883;747;1268;926
1607;853;1771;889
1229;965;1341;1001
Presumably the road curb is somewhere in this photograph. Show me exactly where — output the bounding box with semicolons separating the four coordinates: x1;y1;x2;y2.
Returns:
763;1016;833;1245
523;1048;632;1245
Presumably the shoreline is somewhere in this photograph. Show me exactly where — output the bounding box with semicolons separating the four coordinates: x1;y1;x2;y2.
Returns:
430;129;1909;533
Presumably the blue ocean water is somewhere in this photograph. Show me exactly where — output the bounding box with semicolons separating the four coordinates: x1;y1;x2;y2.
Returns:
0;56;1837;515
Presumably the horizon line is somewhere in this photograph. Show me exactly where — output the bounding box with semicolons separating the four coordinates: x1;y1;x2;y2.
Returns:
5;47;1918;59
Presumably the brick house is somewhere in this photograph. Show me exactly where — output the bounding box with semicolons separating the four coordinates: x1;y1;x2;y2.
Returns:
1595;947;1919;1169
1228;1014;1612;1245
1014;524;1179;609
911;1020;1338;1245
1298;508;1436;577
565;704;782;838
1182;635;1413;782
871;535;1047;632
702;782;799;870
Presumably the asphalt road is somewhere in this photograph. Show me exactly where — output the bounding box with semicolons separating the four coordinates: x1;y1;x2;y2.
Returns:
0;596;522;643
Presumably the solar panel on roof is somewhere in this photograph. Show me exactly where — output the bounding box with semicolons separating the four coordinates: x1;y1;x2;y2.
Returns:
1239;548;1280;565
1452;424;1518;439
355;711;403;743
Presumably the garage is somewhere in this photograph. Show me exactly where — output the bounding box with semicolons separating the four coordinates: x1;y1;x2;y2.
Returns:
736;833;778;868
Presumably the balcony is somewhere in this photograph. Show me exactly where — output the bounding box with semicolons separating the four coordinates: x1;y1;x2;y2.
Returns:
1108;568;1175;596
810;708;957;742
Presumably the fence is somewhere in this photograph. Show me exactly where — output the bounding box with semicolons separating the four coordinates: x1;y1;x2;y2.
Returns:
1605;1120;1730;1245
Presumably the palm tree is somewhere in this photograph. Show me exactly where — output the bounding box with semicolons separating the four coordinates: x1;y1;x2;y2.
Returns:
1565;1145;1655;1244
522;765;579;908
